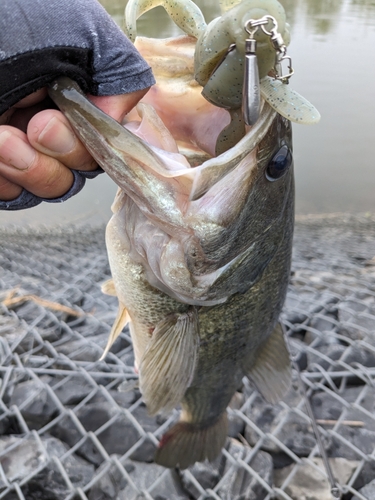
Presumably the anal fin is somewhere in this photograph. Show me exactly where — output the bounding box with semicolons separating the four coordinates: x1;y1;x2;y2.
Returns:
246;322;291;403
140;308;199;415
100;302;130;360
155;412;228;469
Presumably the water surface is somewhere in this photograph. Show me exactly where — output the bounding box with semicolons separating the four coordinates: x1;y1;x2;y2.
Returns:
1;0;374;227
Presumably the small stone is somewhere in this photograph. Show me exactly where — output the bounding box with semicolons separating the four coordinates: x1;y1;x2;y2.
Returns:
125;405;160;462
52;412;104;466
36;438;95;499
41;435;95;488
132;404;159;434
130;435;157;463
113;389;138;407
311;387;368;424
352;478;375;500
307;343;346;371
8;380;58;429
180;455;223;498
21;461;72;500
352;460;375;492
90;388;138;408
341;342;375;369
244;386;315;456
338;301;375;341
0;435;94;499
217;439;273;500
55;337;102;362
309;313;338;334
305;313;339;344
283;292;312;324
288;338;308;371
147;468;189;500
77;403;142;458
328;426;375;461
52;376;94;405
272;452;295;469
88;456;127;500
274;457;359;500
0;435;48;484
117;461;189;499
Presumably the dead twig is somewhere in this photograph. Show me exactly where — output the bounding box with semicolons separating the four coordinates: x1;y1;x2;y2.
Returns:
316;419;364;427
1;288;83;317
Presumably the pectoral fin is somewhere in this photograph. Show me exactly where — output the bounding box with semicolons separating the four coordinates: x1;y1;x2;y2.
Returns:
246;323;291;403
140;308;199;415
100;302;130;360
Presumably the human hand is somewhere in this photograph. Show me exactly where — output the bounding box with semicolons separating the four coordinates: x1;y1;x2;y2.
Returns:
0;86;149;202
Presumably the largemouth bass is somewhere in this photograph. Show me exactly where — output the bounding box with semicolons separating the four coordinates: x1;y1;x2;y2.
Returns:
49;0;319;469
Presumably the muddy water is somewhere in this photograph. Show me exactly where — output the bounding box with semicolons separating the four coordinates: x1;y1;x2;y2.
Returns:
1;0;374;227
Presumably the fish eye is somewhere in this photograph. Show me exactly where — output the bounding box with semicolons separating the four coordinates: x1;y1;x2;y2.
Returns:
265;145;292;182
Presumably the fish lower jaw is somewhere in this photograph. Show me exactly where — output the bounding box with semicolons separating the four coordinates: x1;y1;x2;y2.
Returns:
176;142;212;167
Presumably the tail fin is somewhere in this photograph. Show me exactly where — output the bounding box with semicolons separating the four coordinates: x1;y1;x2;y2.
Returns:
155;412;228;469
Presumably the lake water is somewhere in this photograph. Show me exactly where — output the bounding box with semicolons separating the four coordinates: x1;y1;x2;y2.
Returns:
1;0;375;227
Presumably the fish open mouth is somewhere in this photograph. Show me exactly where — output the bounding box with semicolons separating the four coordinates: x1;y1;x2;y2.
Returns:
125;35;272;160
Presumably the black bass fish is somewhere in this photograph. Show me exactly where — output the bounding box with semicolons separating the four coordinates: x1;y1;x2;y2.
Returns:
49;0;319;469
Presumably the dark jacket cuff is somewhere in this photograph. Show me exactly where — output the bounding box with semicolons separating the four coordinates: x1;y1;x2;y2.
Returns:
0;167;103;211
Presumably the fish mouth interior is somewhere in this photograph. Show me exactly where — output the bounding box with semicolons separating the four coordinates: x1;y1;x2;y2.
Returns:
124;94;268;168
127;35;269;167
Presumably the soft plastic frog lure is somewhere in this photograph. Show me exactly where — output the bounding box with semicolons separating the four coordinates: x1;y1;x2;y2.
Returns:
125;0;320;136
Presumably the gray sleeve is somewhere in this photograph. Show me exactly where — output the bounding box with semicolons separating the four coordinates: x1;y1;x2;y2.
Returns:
0;0;155;111
0;0;155;210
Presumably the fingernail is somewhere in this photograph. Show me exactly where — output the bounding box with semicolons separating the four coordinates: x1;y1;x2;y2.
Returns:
37;116;76;154
0;131;36;170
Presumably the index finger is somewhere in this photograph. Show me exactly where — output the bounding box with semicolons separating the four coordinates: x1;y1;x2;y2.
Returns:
13;88;48;108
